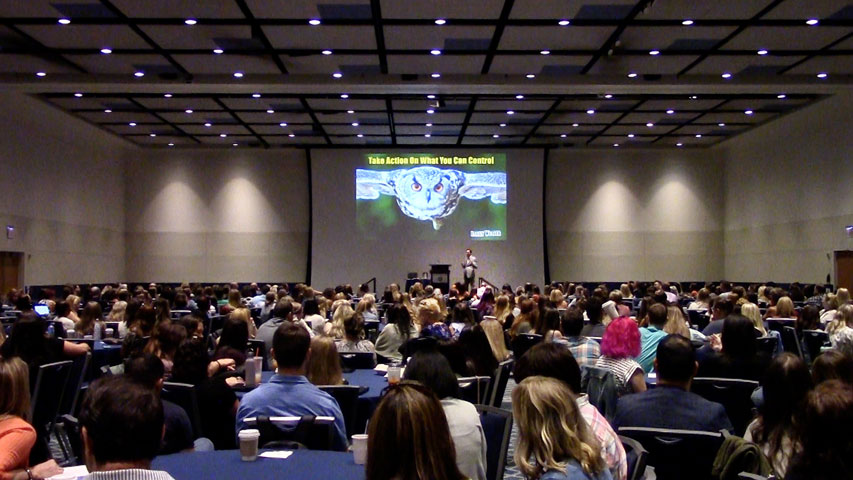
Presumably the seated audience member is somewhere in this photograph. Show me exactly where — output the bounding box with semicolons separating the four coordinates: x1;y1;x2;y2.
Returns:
537;308;563;342
213;316;249;367
79;376;175;480
688;288;711;311
305;336;344;386
235;321;347;450
219;289;242;316
229;307;257;340
335;313;376;357
594;317;646;396
514;343;626;480
52;300;76;332
493;295;514;328
784;380;853;480
375;304;417;363
418;298;452;341
612;335;733;432
811;350;853;385
827;304;853;356
480;317;511;363
0;357;63;480
513;376;613;480
403;351;487;480
107;300;127;327
553;307;600;368
177;314;204;341
301;298;325;335
697;314;771;381
509;298;538;338
123;354;195;454
636;303;668;373
143;322;187;376
663;305;692;339
744;353;811;478
772;296;798;320
324;302;351;340
355;294;379;323
75;301;106;338
449;303;476;339
740;302;767;337
701;298;734;336
256;299;293;367
169;340;238;450
366;383;466;480
580;297;606;338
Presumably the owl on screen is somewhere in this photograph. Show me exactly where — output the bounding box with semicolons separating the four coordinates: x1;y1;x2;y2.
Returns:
356;166;507;230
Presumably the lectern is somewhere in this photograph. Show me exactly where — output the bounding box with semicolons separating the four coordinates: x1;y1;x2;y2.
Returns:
430;264;451;294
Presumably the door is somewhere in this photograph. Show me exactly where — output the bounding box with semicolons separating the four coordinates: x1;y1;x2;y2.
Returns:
0;252;23;298
836;251;853;291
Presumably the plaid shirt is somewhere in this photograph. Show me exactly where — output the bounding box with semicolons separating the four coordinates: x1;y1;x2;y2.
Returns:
554;336;601;367
577;394;627;480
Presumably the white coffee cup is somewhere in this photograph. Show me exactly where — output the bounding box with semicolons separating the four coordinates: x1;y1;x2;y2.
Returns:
351;434;368;465
105;328;114;338
238;429;260;461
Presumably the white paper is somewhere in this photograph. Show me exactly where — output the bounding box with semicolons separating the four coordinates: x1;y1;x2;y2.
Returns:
373;364;388;373
259;450;294;460
48;465;89;480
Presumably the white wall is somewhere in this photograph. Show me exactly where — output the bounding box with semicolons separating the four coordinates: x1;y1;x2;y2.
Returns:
722;90;853;283
546;149;724;282
0;93;129;285
124;149;309;282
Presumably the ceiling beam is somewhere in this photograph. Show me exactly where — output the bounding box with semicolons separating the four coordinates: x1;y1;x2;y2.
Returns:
233;0;289;75
211;97;269;148
581;0;654;75
480;0;515;74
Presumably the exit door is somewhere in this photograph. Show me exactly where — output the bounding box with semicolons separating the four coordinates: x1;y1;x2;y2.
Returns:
836;251;853;291
0;251;23;298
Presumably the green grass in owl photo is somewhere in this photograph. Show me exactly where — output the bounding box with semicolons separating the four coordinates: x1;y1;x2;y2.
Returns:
356;153;507;241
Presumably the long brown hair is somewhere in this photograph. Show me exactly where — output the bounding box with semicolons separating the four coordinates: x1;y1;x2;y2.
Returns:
510;298;538;338
305;336;343;386
76;301;103;335
366;382;466;480
0;357;31;421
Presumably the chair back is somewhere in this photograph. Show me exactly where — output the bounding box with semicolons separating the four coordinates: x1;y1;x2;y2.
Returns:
688;310;710;331
318;385;362;437
171;310;192;320
620;435;649;480
161;382;203;439
30;360;74;464
801;329;829;363
617;427;725;480
487;359;514;408
339;351;377;370
58;352;91;420
765;318;795;334
691;377;759;436
780;326;803;359
246;415;337;451
755;336;778;357
458;376;491;404
47;320;67;339
580;365;618;421
510;333;543;360
401;336;438;362
105;322;120;337
737;473;769;480
476;405;513;480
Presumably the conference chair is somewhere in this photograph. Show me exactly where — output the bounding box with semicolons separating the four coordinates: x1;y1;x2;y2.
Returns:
691;377;759;436
458;376;491;405
339;351;377;370
318;385;361;437
619;435;649;480
29;360;74;464
687;309;710;331
475;405;513;480
246;415;338;451
162;382;203;439
486;359;514;408
171;310;191;320
617;427;726;480
780;326;803;359
756;336;778;358
765;318;795;335
510;333;543;360
57;353;91;423
801;329;830;363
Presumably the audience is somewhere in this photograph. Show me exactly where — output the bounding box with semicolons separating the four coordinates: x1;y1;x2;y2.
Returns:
236;321;347;450
143;322;187;376
76;301;106;338
256;299;293;367
811;350;853;385
580;297;605;338
418;298;452;341
375;304;417;363
213;316;249;367
305;336;345;386
509;298;537;338
480;316;510;363
636;303;668;373
701;298;734;336
827;304;853;356
594;317;646;396
612;335;732;432
335;313;376;359
53;300;75;333
302;298;325;335
553;306;600;368
697;314;770;380
403;351;487;480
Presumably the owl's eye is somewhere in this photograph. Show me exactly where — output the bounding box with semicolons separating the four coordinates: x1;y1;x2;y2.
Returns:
434;183;444;192
411;182;422;191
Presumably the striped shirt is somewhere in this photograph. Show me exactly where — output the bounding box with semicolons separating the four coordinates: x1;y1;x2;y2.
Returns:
87;470;176;480
595;356;644;396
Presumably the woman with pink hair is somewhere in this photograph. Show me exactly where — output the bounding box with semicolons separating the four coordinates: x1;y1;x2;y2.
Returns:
594;316;646;396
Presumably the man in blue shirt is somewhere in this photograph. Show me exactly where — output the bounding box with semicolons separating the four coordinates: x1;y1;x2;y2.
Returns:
236;321;347;450
636;303;669;373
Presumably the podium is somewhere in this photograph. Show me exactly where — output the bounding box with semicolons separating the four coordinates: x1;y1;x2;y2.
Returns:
430;264;451;294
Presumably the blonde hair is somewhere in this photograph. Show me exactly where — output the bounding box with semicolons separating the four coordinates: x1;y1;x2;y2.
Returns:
327;303;352;340
741;303;766;336
549;289;564;305
663;306;690;338
620;284;632;299
776;297;796;318
493;295;512;325
513;376;605;478
0;357;31;421
108;300;128;322
66;294;81;310
306;336;343;386
481;318;510;362
837;288;851;306
356;294;376;316
828;304;853;335
417;298;443;326
230;307;257;339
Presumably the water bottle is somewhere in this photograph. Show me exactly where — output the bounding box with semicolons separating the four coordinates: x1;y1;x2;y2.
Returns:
47;324;55;337
245;351;257;387
94;323;102;342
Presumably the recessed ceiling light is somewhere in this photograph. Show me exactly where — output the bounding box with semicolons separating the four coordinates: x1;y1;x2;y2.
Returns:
267;109;274;114
128;122;136;126
341;94;349;99
744;110;754;115
424;134;431;138
666;109;675;114
346;110;355;114
289;134;295;138
757;49;768;55
649;50;660;56
213;48;224;54
777;94;786;99
516;95;524;99
721;72;732;79
613;143;620;147
817;72;828;78
646;122;654;127
493;134;500;138
100;48;112;54
150;133;156;137
321;49;333;55
507;110;515;115
427;109;435;114
806;18;819;26
695;134;702;138
560;134;567;138
627;72;638;78
185;109;193;114
426;123;433;127
204;123;212;127
430;49;442;55
358;134;364;138
682;19;694;26
604;94;613;99
308;19;321;25
332;72;343;78
572;123;579;127
427;95;436;99
168;143;174;147
252;93;261;98
586;109;595;115
184;19;197;25
233;143;238;146
558;20;570;26
499;123;506;127
36;72;47;77
718;123;726;127
351;122;359;127
526;74;536;79
431;73;441;78
58;18;71;25
540;50;550;55
134;71;145;77
164;93;172;98
74;93;83;97
690;95;698;99
220;134;227;138
279;122;288;127
233;72;244;78
676;142;683;147
435;19;446;25
104;109;112;113
628;134;635;138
